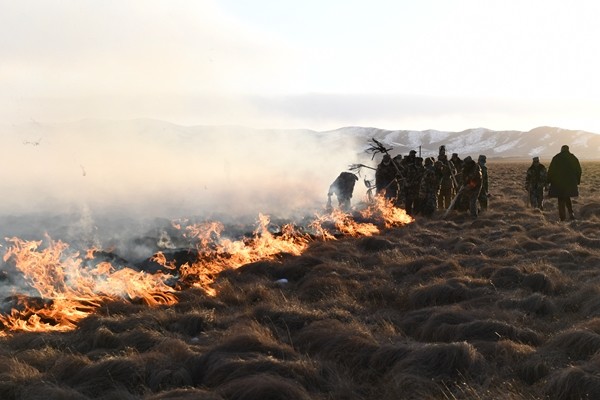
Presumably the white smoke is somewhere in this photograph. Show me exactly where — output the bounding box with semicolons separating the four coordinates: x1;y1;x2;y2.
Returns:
0;118;366;250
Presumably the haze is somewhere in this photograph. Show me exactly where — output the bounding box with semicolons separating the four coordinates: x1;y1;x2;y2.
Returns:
0;0;599;238
1;0;599;132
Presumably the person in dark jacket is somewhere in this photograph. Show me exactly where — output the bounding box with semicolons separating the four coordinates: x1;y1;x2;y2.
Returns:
547;145;582;221
328;172;359;211
375;155;400;203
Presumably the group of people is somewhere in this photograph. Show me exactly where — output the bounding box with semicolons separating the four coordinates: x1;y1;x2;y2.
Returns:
526;144;582;221
371;146;489;218
328;144;582;222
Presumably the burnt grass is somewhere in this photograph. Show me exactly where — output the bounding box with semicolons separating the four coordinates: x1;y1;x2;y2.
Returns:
2;161;600;399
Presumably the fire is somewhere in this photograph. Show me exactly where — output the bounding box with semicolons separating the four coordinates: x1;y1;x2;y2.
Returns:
0;197;413;334
0;236;177;333
360;196;414;228
309;196;413;239
176;214;311;295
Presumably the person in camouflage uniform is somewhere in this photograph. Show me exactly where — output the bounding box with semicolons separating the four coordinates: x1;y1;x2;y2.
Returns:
328;172;359;211
477;155;489;211
461;156;483;217
525;156;548;210
404;156;424;215
375;154;400;203
437;153;454;210
419;157;440;216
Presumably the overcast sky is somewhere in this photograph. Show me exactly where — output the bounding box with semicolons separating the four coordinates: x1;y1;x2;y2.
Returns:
1;0;599;132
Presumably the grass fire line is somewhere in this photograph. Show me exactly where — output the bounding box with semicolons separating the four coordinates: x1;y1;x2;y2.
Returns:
0;199;413;334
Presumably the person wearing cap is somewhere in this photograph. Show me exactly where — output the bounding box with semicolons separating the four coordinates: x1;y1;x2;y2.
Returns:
460;156;483;217
525;156;548;210
477;155;489;211
548;145;582;221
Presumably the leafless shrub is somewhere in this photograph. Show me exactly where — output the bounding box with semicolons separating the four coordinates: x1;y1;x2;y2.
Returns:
578;202;600;220
0;357;42;399
293;319;378;367
19;382;89;400
146;388;224;399
566;285;600;316
475;339;536;368
357;236;395;252
217;373;313;400
49;354;91;382
418;315;541;345
207;322;296;360
545;365;600;400
137;350;194;392
408;278;492;308
378;373;444;400
388;254;449;278
490;267;525;289
65;357;144;397
497;293;557;316
0;356;41;381
391;341;487;381
164;309;214;337
253;303;323;333
296;268;361;303
517;358;550;385
368;343;412;375
545;330;600;361
200;353;323;391
523;272;557;294
13;345;63;372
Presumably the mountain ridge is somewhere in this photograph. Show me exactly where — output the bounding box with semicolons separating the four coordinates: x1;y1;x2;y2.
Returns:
321;125;600;161
6;118;600;160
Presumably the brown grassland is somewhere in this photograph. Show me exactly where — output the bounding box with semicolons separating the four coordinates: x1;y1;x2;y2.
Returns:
2;161;600;399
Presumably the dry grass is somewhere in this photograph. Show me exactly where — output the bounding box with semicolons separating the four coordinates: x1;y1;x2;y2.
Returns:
1;161;600;399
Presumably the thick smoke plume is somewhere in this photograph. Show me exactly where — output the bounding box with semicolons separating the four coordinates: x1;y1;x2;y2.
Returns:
0;119;365;253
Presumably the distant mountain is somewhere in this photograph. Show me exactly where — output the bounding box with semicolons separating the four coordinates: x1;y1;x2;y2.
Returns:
4;119;599;161
321;126;600;161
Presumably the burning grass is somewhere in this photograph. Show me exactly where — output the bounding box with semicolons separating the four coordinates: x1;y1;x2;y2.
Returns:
0;161;600;398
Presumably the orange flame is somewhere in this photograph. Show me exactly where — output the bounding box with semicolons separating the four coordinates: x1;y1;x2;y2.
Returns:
0;236;176;333
1;200;413;334
360;196;414;228
177;214;311;295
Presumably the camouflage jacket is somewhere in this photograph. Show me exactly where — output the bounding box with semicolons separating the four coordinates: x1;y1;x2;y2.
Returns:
526;164;548;190
462;163;482;192
419;165;440;198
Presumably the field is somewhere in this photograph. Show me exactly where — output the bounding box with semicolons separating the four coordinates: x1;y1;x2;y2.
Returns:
1;161;600;399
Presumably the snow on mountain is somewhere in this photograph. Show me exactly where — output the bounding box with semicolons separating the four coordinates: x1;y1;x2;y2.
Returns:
324;126;600;161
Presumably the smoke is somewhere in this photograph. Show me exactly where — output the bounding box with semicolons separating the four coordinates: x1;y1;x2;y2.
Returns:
0;119;365;255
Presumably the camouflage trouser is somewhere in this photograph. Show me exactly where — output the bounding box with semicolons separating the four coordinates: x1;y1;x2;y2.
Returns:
420;193;437;216
405;192;419;215
528;188;544;210
464;188;481;217
438;189;452;210
478;190;488;211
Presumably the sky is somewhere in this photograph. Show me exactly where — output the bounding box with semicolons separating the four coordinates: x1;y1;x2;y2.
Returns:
1;0;599;133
